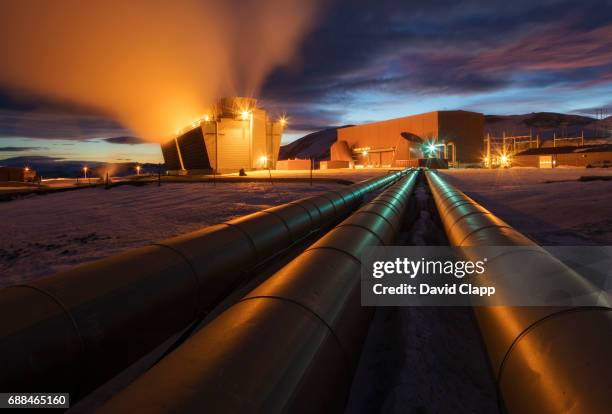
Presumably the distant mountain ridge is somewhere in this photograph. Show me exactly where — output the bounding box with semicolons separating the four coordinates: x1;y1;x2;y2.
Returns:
0;156;161;178
280;112;612;161
484;112;611;139
279;125;353;161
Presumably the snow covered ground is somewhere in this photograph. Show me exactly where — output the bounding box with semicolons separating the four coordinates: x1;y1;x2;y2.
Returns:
0;180;353;287
2;167;610;287
440;167;612;245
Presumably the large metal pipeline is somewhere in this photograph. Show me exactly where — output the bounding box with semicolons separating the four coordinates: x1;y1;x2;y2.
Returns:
0;170;409;400
425;170;612;414
97;170;419;413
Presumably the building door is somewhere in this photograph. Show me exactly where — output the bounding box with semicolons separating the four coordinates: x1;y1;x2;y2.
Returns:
539;155;553;168
218;127;250;172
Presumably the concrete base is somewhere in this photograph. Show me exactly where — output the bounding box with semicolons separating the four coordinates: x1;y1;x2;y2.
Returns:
320;160;353;169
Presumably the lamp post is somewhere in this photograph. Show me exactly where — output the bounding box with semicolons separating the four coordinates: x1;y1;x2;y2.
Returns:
260;155;272;185
136;165;141;176
83;166;89;184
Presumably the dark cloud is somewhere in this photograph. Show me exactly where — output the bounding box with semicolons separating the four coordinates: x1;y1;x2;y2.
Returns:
570;102;612;117
0;107;130;140
0;146;45;152
261;0;612;130
1;0;612;140
102;136;148;145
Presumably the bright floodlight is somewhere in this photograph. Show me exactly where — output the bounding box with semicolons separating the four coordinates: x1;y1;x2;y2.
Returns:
83;166;88;172
500;154;508;163
259;155;268;165
279;116;287;126
203;115;211;122
24;166;29;172
362;150;368;156
240;110;251;121
428;144;437;153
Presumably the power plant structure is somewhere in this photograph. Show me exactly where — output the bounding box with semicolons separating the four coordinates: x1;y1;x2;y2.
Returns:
330;110;484;168
161;97;285;174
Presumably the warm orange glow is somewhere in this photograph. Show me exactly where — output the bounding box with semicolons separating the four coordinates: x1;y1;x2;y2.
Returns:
203;115;211;122
279;116;287;126
83;166;88;172
362;150;368;156
24;167;29;172
0;1;321;143
500;153;510;167
240;110;251;121
259;155;268;165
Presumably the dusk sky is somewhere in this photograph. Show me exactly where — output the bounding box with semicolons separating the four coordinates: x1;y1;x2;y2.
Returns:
1;0;611;163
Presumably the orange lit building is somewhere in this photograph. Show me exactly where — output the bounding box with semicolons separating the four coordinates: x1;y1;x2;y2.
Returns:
161;97;284;174
0;166;37;182
331;110;484;167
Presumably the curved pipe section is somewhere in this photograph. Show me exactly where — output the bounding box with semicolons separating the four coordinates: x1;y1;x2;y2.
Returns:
97;171;419;413
0;170;409;399
425;170;612;414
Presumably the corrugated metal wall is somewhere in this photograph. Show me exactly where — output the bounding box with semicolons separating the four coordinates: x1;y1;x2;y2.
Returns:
335;111;484;165
217;120;250;172
438;111;484;163
160;98;283;174
160;140;182;170
177;127;211;171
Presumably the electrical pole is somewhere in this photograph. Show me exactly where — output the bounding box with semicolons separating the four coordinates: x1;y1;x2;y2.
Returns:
310;158;313;186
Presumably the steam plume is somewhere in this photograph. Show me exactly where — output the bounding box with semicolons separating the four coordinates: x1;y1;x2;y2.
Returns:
0;0;321;141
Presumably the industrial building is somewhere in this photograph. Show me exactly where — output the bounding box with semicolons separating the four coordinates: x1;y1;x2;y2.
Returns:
161;97;284;174
0;166;37;182
330;110;484;167
512;144;612;168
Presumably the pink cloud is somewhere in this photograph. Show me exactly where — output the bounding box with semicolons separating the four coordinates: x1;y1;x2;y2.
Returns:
472;24;612;73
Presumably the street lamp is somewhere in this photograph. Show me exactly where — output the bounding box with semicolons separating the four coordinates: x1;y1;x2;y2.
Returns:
500;153;510;167
279;116;287;127
240;110;251;121
83;166;88;178
136;165;141;175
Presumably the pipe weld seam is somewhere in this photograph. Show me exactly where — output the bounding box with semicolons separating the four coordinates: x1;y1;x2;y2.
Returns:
222;222;260;263
496;306;612;388
293;198;323;223
306;246;362;265
335;223;386;245
369;199;401;216
457;224;515;246
317;193;339;217
351;210;397;233
9;284;87;383
445;211;494;234
286;201;314;227
436;191;462;204
153;243;202;315
327;190;350;205
239;295;353;370
439;199;478;221
260;210;294;241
